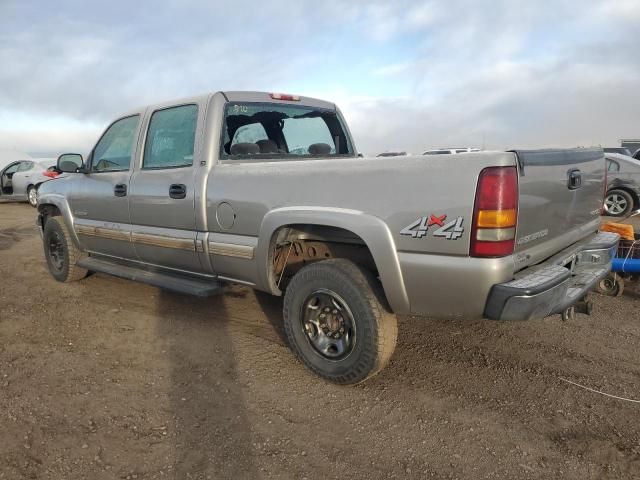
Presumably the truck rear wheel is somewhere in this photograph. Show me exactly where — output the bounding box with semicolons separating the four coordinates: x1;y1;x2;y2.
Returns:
43;216;88;283
283;259;397;384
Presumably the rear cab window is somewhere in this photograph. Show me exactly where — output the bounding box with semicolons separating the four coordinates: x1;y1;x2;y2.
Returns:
221;102;353;160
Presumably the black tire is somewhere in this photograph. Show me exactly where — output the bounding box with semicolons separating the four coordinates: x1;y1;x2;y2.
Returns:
27;185;38;207
283;259;397;385
604;189;634;217
43;216;88;282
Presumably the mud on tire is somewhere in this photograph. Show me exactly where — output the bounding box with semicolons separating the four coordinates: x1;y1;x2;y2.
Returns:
283;259;398;385
43;216;88;283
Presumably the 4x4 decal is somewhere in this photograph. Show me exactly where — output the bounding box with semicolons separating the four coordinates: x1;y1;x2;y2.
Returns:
400;214;464;240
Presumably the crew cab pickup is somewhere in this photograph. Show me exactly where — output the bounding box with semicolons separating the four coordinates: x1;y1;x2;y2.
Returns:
37;91;618;384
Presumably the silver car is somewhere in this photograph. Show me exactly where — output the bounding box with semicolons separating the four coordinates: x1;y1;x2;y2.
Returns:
0;159;59;207
604;152;640;216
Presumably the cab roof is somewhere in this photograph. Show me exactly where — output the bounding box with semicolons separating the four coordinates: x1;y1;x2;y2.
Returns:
122;91;336;117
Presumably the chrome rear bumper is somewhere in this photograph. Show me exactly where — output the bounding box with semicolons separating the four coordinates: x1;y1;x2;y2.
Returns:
484;232;619;320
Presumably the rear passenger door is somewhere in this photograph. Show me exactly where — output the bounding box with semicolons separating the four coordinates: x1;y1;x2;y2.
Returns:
128;103;204;273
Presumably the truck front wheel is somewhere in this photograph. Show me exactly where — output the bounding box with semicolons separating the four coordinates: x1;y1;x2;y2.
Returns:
283;259;397;384
43;216;88;283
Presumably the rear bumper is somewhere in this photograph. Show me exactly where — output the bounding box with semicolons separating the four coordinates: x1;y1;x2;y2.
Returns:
484;232;619;320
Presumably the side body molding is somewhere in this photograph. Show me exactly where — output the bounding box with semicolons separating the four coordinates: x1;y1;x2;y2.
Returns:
37;193;82;249
256;207;411;314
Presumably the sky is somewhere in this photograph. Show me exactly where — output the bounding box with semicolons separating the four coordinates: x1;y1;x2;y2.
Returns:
0;0;639;156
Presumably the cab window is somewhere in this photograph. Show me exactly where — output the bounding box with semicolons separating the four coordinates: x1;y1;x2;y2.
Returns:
222;102;353;158
92;115;140;172
143;104;198;169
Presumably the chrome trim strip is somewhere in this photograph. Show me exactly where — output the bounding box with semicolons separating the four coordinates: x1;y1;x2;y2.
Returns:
132;232;196;251
208;241;255;259
76;225;132;242
75;224;196;251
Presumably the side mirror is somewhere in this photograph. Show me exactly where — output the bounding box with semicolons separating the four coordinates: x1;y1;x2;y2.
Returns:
57;153;84;173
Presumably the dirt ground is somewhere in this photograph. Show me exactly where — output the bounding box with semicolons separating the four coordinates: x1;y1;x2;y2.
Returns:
1;201;639;480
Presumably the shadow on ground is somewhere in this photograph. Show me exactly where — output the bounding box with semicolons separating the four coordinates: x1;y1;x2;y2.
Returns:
155;291;258;478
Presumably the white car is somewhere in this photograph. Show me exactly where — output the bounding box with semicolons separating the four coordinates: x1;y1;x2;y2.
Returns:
0;159;60;207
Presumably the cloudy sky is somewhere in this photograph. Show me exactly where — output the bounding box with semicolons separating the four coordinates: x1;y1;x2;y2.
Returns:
1;0;639;156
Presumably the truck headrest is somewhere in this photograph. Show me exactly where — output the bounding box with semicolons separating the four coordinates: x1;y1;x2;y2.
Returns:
308;143;332;155
230;143;260;155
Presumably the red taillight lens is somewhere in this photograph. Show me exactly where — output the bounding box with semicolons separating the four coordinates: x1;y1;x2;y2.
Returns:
476;167;518;210
602;159;608;215
470;166;518;258
43;171;59;178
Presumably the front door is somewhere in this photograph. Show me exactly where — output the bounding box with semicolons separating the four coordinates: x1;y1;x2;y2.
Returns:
11;161;35;199
0;162;22;196
128;103;204;273
70;114;142;260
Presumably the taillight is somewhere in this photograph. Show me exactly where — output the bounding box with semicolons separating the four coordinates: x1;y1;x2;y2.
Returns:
470;166;518;257
43;171;59;178
601;160;608;215
270;93;300;101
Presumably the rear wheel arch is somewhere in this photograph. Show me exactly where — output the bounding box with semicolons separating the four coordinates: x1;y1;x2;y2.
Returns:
257;208;410;314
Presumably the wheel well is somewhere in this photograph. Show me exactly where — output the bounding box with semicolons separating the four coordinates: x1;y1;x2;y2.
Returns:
268;224;377;292
607;186;639;208
37;204;62;228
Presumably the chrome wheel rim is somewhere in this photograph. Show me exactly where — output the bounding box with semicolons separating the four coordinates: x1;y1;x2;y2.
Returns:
604;194;627;215
28;187;37;206
300;289;356;360
48;231;65;271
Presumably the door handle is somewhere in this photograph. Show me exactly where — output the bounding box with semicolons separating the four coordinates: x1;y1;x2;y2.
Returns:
114;184;127;197
567;169;582;190
169;184;187;199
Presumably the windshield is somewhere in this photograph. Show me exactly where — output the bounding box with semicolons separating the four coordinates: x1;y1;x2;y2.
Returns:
604;148;632;156
222;102;353;158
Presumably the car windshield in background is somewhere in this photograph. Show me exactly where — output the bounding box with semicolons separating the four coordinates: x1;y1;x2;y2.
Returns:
377;152;406;157
603;148;632;156
222;103;353;158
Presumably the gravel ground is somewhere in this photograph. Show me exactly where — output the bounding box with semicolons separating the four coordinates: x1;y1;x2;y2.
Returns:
1;201;639;479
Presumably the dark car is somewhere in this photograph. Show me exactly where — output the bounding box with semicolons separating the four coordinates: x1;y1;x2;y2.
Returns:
604;153;640;216
376;151;407;157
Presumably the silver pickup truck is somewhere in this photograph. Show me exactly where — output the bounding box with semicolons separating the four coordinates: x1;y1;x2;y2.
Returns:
37;91;618;384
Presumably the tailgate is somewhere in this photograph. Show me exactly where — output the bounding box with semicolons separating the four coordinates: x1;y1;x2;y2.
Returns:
513;148;605;269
